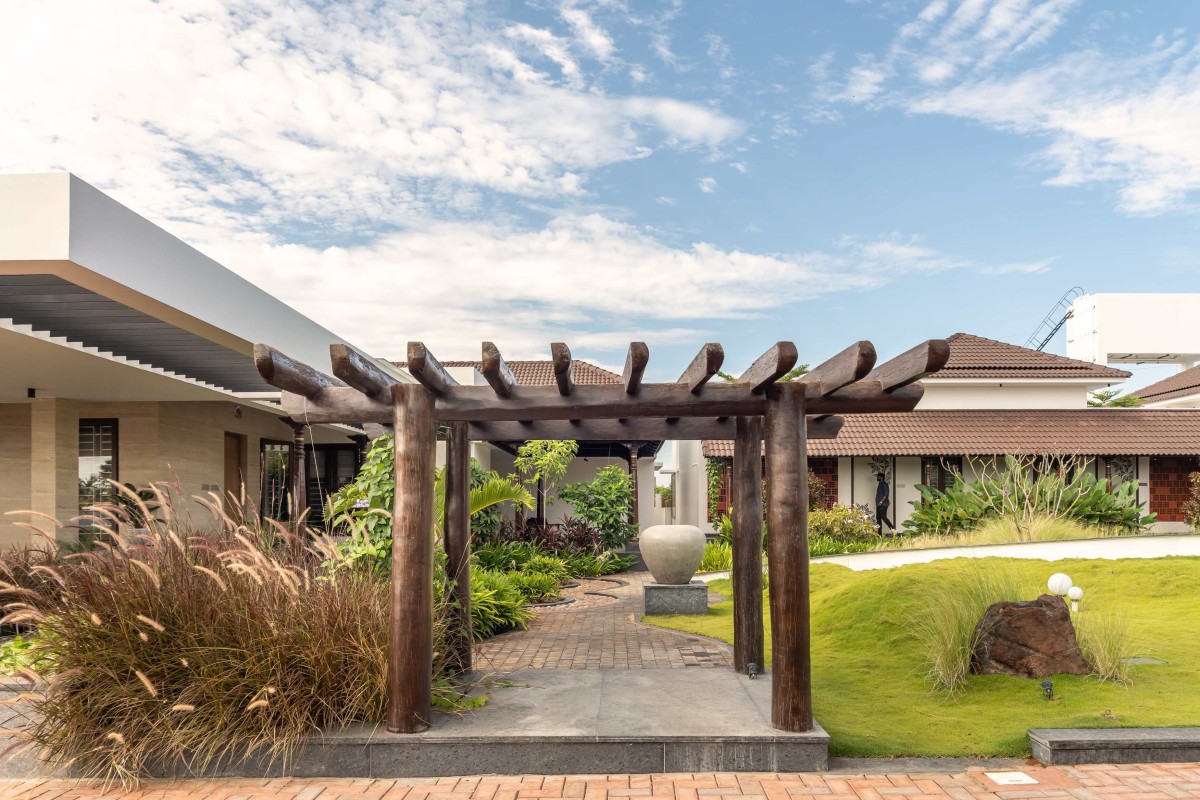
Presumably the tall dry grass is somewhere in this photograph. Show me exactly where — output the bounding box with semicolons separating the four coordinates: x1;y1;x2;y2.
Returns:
0;481;450;786
893;515;1124;551
905;562;1033;693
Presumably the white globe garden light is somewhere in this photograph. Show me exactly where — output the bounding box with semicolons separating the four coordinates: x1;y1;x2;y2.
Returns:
1047;573;1073;597
1067;586;1084;612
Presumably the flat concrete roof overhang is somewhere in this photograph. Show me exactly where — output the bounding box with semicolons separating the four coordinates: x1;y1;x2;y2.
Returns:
0;172;407;401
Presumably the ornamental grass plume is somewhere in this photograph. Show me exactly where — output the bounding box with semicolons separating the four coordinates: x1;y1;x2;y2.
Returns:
0;480;454;787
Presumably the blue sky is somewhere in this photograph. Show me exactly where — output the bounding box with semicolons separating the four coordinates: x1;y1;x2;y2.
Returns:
3;0;1198;388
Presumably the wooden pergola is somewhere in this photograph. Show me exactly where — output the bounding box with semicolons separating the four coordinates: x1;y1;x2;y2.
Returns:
253;337;949;735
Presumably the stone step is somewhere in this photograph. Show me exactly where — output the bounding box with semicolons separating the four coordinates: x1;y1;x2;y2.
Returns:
1029;727;1200;765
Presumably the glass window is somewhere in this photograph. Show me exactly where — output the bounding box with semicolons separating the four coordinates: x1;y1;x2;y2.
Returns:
79;419;118;516
260;441;291;521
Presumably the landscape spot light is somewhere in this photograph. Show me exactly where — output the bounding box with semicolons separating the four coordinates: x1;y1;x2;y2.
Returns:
1067;586;1083;612
748;662;759;680
1047;573;1072;596
1041;680;1053;701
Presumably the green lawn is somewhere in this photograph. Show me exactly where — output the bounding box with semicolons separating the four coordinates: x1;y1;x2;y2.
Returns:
644;557;1200;757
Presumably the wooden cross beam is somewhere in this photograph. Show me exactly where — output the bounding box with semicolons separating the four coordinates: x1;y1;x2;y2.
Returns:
464;415;843;443
275;380;922;425
800;340;876;396
407;342;459;396
739;341;799;393
622;342;649;395
863;339;951;392
330;344;399;400
679;342;724;393
254;344;346;398
551;342;575;396
481;342;516;397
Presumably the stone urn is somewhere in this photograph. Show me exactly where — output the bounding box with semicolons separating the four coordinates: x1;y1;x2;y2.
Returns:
639;524;706;586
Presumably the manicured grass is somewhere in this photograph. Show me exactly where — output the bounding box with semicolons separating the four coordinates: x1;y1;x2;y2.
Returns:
644;556;1200;757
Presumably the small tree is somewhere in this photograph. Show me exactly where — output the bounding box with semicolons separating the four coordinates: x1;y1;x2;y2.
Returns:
513;440;579;518
558;464;637;549
1089;389;1142;407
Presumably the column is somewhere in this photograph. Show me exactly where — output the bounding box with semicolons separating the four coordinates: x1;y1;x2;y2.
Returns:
443;421;473;674
764;382;812;732
387;383;437;734
732;416;765;675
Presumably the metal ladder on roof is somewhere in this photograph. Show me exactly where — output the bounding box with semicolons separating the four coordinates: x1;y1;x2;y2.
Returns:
1023;287;1085;352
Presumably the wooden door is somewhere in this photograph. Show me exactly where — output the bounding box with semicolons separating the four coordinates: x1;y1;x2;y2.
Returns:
224;432;246;516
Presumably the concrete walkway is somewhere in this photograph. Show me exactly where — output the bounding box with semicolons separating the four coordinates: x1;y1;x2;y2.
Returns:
5;762;1200;800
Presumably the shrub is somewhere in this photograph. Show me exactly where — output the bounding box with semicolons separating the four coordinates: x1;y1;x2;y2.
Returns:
1183;472;1200;532
809;504;877;541
905;562;1032;693
698;541;733;572
1075;609;1133;683
470;567;533;638
3;518;399;784
557;548;636;577
557;465;638;549
904;455;1154;535
511;571;563;604
892;515;1123;551
524;554;570;584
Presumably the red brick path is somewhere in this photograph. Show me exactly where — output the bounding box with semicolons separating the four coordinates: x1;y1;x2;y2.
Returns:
5;763;1200;800
475;573;731;671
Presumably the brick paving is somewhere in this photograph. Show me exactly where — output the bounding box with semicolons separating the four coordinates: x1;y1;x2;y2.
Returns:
475;572;732;671
5;763;1200;800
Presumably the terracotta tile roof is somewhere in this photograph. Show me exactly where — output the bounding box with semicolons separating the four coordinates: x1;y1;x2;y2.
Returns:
702;409;1200;458
934;333;1131;380
391;359;621;386
1135;364;1200;402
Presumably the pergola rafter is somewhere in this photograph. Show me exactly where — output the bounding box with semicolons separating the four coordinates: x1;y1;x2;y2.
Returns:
251;337;950;736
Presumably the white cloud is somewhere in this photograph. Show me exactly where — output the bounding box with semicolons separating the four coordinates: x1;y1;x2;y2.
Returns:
0;0;1013;360
730;162;749;174
655;196;678;206
199;217;975;358
980;257;1056;275
816;0;1200;214
0;0;744;236
698;177;718;193
559;3;617;63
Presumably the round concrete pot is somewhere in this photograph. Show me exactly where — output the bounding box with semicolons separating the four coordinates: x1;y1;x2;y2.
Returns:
640;524;706;586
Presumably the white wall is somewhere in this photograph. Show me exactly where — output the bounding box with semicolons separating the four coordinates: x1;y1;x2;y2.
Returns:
1067;293;1200;366
918;381;1094;409
673;440;712;532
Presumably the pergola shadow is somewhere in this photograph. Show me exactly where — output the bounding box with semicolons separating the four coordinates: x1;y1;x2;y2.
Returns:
254;337;949;739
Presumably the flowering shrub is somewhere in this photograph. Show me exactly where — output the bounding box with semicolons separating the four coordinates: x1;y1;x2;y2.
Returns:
808;504;877;541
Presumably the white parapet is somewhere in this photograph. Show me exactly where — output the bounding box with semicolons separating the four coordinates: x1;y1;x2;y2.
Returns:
1067;293;1200;366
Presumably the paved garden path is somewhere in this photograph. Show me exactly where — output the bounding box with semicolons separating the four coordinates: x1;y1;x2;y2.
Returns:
5;762;1200;800
475;572;731;671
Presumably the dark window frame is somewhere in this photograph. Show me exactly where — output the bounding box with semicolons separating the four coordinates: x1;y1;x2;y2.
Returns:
78;418;120;520
259;438;292;521
921;456;962;493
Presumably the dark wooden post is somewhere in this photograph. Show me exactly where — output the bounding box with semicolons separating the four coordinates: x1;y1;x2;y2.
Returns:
352;434;370;470
732;416;765;675
764;382;812;732
625;441;642;529
289;422;307;528
444;421;472;674
388;383;437;734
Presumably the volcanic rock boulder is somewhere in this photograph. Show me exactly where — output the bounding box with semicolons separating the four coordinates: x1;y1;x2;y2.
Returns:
970;594;1091;678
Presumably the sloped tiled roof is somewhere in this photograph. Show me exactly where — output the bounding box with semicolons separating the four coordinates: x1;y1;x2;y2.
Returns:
391;359;621;386
1136;364;1200;403
703;409;1200;458
934;333;1131;380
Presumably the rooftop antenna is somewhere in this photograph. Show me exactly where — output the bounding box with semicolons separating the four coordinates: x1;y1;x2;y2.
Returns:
1024;287;1084;352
